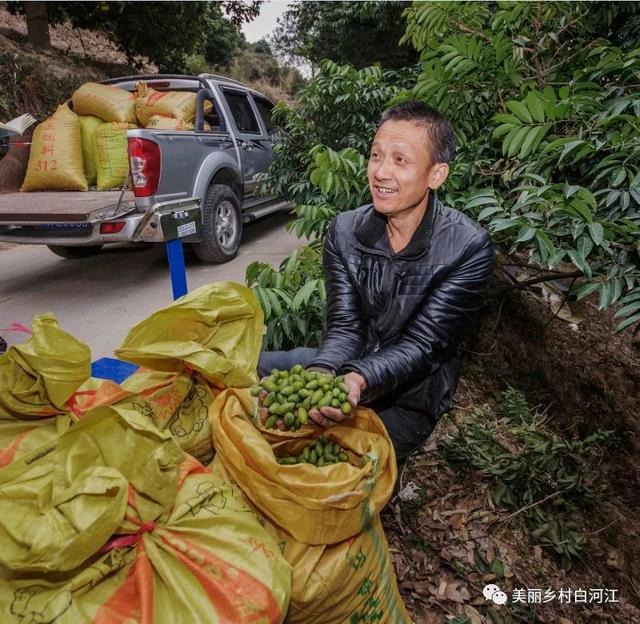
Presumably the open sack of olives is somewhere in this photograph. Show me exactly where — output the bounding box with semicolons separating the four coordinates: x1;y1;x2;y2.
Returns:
251;365;352;432
276;435;350;466
211;387;397;538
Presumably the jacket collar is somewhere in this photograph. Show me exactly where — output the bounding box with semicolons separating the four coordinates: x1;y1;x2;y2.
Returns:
355;190;439;260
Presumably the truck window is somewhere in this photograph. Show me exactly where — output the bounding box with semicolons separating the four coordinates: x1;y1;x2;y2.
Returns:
222;90;260;134
253;97;276;134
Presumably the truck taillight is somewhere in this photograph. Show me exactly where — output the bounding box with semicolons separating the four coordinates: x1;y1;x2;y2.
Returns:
128;138;160;197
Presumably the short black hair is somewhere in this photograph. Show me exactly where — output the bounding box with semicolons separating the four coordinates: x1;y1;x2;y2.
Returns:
378;100;455;164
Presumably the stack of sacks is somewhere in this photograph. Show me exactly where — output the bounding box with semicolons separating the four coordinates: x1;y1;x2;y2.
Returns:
136;81;213;131
72;82;140;190
20;80;212;191
0;282;264;472
21;82;140;192
0;405;291;622
210;388;412;623
113;281;264;464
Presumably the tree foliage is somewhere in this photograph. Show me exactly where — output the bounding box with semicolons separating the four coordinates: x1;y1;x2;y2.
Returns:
245;246;326;350
5;1;261;71
271;1;420;71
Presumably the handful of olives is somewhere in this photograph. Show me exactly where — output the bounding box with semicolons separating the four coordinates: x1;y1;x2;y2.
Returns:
251;364;351;431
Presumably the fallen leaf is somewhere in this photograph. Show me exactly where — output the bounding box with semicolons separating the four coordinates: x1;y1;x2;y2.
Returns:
606;548;624;570
446;582;471;603
463;605;485;624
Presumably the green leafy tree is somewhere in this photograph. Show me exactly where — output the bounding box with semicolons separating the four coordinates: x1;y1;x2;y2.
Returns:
246;246;326;350
271;1;420;70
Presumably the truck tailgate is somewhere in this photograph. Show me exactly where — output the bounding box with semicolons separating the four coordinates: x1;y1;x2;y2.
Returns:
0;191;135;224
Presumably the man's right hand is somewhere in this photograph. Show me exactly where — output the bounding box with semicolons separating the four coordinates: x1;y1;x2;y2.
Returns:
308;371;366;428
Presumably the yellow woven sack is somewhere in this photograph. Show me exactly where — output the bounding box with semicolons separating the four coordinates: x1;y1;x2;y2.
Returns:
20;105;87;192
136;81;213;126
71;81;137;123
0;405;291;623
210;444;410;623
0;314;91;468
115;281;264;389
146;115;211;131
121;369;219;464
0;313;90;417
94;121;136;191
78;115;102;185
211;388;397;545
146;114;194;130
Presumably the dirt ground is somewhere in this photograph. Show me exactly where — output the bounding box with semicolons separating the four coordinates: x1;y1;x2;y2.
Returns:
387;276;640;623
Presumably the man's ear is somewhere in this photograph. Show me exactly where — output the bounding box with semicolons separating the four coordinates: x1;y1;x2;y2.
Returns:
428;162;449;190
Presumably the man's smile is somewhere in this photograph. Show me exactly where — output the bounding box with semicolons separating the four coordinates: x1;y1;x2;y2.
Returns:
373;184;398;196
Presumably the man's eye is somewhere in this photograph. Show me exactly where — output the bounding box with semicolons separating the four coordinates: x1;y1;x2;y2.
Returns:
396;156;406;164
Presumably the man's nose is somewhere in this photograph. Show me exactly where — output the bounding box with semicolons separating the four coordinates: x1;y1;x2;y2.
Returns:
372;156;393;180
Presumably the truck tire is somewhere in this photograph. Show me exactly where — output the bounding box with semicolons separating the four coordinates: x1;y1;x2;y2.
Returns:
192;184;243;263
47;245;103;259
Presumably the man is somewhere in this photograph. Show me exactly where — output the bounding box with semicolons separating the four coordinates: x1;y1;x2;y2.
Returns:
258;100;495;460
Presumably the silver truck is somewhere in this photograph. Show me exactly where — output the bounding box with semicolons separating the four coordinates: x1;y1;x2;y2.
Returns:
0;73;291;263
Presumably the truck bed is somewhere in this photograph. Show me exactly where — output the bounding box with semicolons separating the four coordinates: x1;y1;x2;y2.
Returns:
0;191;135;223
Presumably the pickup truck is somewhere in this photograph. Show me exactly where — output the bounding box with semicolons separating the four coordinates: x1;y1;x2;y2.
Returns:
0;73;292;263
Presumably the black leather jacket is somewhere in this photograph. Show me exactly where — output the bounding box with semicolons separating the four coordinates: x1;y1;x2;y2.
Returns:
309;191;495;424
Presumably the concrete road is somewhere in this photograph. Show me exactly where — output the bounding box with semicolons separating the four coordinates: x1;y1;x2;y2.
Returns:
0;210;303;359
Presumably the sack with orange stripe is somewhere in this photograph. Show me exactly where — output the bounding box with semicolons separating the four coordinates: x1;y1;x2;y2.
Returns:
0;404;291;623
0;313;90;469
113;281;264;464
135;81;213;127
210;388;411;623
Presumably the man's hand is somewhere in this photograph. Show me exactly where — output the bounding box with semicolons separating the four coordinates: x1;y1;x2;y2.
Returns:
309;372;367;428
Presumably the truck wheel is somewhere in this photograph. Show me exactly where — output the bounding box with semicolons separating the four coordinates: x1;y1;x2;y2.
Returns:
47;245;103;259
192;184;242;263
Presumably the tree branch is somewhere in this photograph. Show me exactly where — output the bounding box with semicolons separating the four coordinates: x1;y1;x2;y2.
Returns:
457;22;492;43
490;270;584;297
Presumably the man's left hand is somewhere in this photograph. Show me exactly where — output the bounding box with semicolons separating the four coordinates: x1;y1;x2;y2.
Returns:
308;372;367;427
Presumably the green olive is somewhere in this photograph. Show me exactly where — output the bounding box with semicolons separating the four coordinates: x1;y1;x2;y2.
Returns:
298;407;309;425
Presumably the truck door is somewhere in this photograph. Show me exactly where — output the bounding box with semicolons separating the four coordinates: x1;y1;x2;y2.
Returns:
220;88;271;202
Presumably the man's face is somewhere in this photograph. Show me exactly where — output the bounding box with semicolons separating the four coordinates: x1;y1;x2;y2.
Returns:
368;119;439;216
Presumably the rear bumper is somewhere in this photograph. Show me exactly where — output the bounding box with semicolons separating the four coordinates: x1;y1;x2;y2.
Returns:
0;198;201;246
